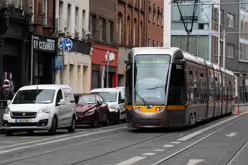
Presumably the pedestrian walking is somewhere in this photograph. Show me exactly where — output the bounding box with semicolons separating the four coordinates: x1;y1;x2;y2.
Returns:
0;79;15;106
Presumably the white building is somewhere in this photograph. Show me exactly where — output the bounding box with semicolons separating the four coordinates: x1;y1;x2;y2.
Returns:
55;0;92;94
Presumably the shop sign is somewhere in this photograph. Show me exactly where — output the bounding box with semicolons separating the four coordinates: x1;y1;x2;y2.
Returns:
33;35;56;53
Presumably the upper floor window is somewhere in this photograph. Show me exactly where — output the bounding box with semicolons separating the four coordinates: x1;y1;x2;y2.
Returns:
227;13;234;29
148;1;151;22
118;13;123;44
227;44;234;58
153;4;156;23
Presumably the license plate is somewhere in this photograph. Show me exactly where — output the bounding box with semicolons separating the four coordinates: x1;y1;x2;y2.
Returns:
15;119;31;123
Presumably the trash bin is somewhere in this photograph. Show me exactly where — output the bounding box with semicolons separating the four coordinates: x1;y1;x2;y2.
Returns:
0;100;7;134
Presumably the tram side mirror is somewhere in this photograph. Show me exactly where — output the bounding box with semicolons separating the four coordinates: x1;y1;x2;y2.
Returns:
179;59;186;64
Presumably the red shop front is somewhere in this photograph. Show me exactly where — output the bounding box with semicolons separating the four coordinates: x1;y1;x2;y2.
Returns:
91;43;119;89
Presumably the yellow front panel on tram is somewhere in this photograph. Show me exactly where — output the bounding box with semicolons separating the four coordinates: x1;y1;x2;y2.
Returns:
126;105;166;113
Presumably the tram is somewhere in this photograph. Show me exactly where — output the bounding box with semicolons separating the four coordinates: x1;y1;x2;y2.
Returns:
124;47;235;128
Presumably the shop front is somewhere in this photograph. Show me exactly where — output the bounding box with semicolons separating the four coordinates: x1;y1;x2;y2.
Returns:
91;43;119;89
55;39;93;94
31;34;57;84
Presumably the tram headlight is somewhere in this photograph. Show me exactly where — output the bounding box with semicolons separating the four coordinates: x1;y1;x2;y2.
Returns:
156;107;165;112
134;107;142;112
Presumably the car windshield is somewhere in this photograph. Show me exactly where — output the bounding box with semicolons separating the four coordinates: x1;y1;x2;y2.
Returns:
92;91;117;102
78;95;96;105
12;89;55;104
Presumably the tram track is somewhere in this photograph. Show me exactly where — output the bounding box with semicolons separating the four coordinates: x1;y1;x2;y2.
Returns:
225;135;248;165
151;119;240;165
0;130;171;165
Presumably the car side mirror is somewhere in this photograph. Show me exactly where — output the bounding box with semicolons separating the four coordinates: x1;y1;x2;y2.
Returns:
119;99;124;103
7;100;11;105
58;99;65;105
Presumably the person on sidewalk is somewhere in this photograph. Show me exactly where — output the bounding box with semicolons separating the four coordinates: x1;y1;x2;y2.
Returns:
0;79;15;106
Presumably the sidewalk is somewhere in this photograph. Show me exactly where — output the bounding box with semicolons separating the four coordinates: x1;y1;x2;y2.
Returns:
233;103;248;114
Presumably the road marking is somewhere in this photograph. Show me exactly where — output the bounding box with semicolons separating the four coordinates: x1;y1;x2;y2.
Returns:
178;112;248;141
226;132;237;137
0;127;126;153
115;156;146;165
142;152;156;156
187;159;204;165
172;141;180;144
163;144;174;147
153;149;164;152
151;120;238;165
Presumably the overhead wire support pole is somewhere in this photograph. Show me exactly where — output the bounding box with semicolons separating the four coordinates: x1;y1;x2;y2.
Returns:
217;0;221;66
175;0;198;52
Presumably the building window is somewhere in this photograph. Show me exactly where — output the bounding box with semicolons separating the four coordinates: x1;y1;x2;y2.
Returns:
99;18;106;41
90;14;97;39
153;4;156;23
239;43;248;61
148;38;150;46
148;1;151;22
227;44;234;58
43;0;47;26
157;6;160;25
118;13;123;44
109;21;114;43
227;13;234;29
67;4;71;32
161;42;163;46
153;40;155;46
127;16;131;46
139;21;142;46
161;9;163;26
133;19;136;46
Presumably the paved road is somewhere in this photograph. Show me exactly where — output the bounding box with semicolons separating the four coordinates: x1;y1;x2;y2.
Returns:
0;111;247;165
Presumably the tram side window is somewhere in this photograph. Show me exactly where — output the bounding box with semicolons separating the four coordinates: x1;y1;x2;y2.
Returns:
215;76;219;101
167;63;186;105
199;73;207;103
209;70;214;102
187;70;194;104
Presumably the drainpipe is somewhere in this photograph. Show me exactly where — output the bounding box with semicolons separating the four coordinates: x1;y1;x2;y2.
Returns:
53;0;56;33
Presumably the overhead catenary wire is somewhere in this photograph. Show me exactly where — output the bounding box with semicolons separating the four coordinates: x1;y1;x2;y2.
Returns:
170;1;248;6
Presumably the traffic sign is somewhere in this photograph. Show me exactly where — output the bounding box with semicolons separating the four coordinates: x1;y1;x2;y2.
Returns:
59;38;73;51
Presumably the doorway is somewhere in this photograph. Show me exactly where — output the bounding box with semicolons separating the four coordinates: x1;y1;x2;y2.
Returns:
34;51;53;84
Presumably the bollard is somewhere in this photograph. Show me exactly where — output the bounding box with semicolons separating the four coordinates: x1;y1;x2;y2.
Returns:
238;101;240;115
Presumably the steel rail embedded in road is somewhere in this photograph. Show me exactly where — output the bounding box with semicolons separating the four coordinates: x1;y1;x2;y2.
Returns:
151;119;240;165
225;136;248;165
0;132;130;164
68;133;170;165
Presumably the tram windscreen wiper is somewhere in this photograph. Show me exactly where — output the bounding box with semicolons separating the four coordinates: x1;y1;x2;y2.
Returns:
145;86;165;90
135;90;150;108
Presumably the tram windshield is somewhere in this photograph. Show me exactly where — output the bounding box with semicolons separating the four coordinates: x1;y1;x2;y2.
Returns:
134;54;170;105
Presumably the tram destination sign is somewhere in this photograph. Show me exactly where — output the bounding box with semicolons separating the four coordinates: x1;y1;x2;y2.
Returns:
136;56;170;64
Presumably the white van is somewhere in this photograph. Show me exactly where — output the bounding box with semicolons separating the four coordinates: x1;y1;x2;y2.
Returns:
2;84;76;136
90;87;126;123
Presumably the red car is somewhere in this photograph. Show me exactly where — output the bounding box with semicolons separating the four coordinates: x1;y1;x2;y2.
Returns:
75;94;110;127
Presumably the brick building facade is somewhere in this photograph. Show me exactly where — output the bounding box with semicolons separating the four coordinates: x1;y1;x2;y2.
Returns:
117;0;147;86
89;0;118;89
147;0;163;47
25;0;57;85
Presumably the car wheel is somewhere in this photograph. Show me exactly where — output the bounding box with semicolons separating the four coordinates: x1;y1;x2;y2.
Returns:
115;110;121;124
104;113;110;126
68;116;76;133
6;130;13;136
49;117;57;135
92;115;99;128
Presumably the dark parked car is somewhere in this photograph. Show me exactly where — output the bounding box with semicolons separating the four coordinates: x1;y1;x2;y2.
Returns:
75;93;110;127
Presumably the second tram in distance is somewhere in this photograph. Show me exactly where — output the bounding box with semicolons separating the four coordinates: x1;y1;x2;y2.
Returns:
124;47;235;129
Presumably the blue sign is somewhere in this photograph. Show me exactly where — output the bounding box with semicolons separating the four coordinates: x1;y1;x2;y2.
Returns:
59;38;73;51
54;56;63;70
